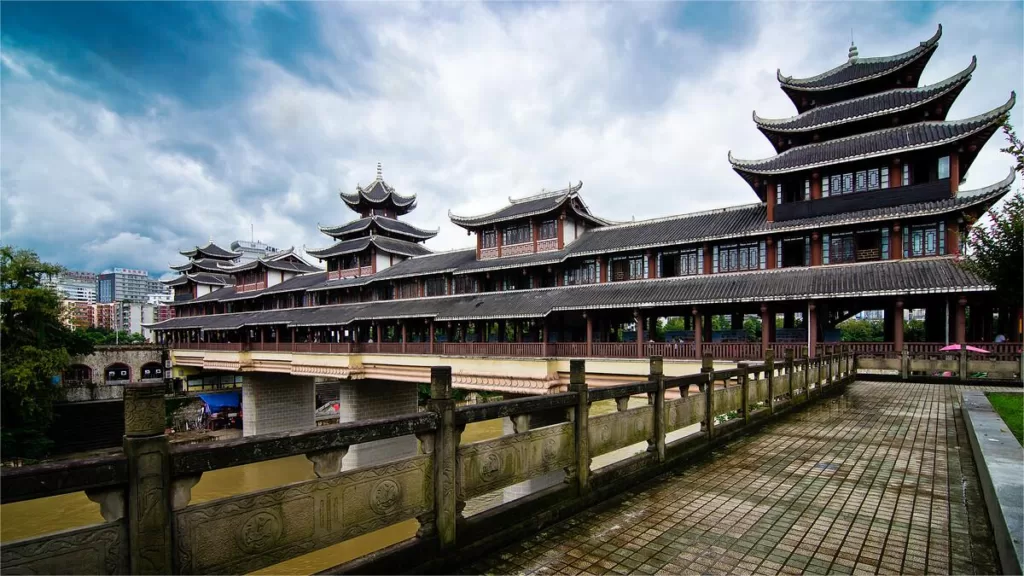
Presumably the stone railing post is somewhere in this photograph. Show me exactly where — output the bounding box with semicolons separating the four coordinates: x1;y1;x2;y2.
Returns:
569;359;590;496
427;366;457;550
765;350;775;415
701;353;714;439
802;350;810;399
123;380;173;575
648;356;665;462
785;348;794;400
737;362;750;425
958;342;967;382
826;347;833;386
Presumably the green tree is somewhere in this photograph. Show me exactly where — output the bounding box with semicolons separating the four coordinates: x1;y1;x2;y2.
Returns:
837;319;884;342
1;247;94;460
962;123;1023;316
79;327;147;345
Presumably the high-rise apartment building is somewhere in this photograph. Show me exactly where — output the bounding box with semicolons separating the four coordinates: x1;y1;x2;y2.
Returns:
97;268;170;303
230;240;280;263
45;271;98;303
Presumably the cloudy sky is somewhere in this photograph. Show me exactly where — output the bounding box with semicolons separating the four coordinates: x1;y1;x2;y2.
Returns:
2;2;1020;277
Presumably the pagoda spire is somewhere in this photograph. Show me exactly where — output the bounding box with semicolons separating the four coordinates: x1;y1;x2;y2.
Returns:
376;161;382;180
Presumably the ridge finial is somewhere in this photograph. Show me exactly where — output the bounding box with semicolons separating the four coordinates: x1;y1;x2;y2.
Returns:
376;162;382;180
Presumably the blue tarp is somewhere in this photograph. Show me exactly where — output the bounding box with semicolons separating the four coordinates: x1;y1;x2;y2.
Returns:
198;392;241;412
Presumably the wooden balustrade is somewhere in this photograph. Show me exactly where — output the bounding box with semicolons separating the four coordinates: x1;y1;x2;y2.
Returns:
0;352;858;574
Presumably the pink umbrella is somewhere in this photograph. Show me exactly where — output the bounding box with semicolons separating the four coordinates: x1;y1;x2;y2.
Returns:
939;344;989;354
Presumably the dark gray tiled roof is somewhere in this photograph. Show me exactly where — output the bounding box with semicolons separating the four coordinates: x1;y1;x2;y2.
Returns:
170;258;232;272
179;241;241;259
730;94;1014;175
371;249;478;281
448;182;608;228
778;25;941;91
319;216;437;241
454;250;565;274
307;237;371;259
757;57;974;133
566;204;768;257
163;272;233;287
339;165;417;212
306;275;375;293
148;257;990;330
163;275;191;287
371;235;433;257
223;257;321;274
262;272;329;295
307;235;431;259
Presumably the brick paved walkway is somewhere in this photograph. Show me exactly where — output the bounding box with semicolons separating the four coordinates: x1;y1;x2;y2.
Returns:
462;382;1007;575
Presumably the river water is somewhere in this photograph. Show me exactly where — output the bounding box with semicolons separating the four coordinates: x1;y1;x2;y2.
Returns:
1;397;689;574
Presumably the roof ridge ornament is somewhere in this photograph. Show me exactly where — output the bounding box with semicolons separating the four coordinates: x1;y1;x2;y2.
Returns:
376;162;382;181
848;41;859;62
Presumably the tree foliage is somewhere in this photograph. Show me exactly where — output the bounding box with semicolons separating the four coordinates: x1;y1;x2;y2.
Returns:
78;327;147;345
1;246;94;460
962;123;1024;309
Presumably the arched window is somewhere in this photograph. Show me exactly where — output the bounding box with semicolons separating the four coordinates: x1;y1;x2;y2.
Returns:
140;362;164;380
105;363;131;383
64;364;92;384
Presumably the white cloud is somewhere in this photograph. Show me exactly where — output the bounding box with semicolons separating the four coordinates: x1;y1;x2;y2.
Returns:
0;2;1020;273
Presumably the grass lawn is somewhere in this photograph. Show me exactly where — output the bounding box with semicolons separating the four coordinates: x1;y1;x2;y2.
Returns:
986;392;1023;446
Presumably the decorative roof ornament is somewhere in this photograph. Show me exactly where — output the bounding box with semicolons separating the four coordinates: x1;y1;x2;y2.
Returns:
376;162;382;180
848;41;859;62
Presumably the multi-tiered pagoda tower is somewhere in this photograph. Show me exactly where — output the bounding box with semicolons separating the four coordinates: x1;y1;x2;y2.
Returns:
164;240;240;301
307;163;437;281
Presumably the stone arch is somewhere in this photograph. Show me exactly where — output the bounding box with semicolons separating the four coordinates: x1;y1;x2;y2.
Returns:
64;364;92;384
104;363;131;383
140;362;164;380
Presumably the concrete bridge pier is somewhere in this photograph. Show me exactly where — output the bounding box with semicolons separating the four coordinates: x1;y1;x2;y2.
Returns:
242;374;316;437
336;380;419;470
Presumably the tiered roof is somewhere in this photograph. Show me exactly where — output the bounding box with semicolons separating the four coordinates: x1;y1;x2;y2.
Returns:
339;163;418;216
318;216;438;241
219;247;321;274
755;57;977;152
306;235;433;259
778;25;942;112
449;181;611;229
179;241;241;260
731;26;1015;199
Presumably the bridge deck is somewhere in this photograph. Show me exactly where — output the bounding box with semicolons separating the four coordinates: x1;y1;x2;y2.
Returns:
461;381;1007;575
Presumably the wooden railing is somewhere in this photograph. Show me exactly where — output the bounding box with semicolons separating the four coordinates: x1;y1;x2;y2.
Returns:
0;352;854;574
166;339;1021;363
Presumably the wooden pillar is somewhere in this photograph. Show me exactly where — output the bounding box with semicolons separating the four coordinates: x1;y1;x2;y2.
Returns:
401;322;407;353
891;222;903;260
541;320;549;357
890;159;902;188
761;303;771;358
955;296;967;344
585;313;593;357
807;302;817;358
692;307;703;357
810;172;822;200
635;310;644;358
893;300;904;351
766;237;776;269
949;151;960;195
428;321;434;354
731;313;743;330
703;243;713;275
766;182;776;222
947;219;961;256
811;231;822;266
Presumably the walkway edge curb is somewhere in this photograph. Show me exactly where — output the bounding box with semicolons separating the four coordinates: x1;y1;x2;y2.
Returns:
961;390;1024;576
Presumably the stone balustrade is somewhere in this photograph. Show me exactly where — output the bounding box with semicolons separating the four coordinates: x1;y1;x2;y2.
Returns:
0;349;876;574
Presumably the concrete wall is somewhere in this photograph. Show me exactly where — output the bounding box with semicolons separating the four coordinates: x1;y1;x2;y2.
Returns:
60;383;125;403
336;380;418;469
242;374;316;437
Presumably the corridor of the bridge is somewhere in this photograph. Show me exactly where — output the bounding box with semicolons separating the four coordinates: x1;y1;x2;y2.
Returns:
460;381;1005;575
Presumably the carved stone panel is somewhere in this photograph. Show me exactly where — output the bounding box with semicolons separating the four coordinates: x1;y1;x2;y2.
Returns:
665;396;704;433
173;454;431;575
0;521;128;575
713;386;743;417
749;378;769;405
587;405;654;458
458;422;573;500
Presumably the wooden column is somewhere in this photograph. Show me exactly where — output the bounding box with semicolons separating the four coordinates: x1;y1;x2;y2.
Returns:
766;182;776;222
761;303;771;358
949;151;960;195
401;322;407;353
635;310;644;358
955;296;967;344
947;219;961;256
890;159;902;188
585;313;593;357
428;321;434;354
891;222;903;260
807;302;817;358
692;307;703;357
703;243;713;275
766;237;775;269
811;231;822;266
541;321;549;357
893;300;904;352
810;172;822;200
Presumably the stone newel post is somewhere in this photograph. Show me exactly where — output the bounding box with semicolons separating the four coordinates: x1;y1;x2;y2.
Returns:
648;356;665;462
569;360;590;496
427;366;457;550
123;380;173;574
